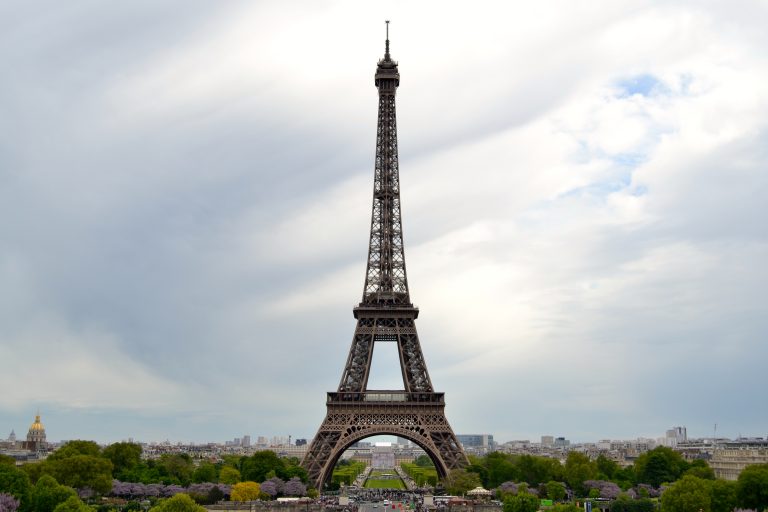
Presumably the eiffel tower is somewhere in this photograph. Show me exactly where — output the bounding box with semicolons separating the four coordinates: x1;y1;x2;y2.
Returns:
301;23;468;489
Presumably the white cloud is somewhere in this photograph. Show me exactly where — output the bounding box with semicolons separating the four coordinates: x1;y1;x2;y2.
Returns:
1;0;766;442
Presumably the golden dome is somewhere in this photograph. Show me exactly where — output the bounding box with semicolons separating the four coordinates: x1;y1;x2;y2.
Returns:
29;414;45;431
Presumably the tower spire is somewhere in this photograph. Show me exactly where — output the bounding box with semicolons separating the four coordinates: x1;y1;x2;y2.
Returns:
385;20;390;60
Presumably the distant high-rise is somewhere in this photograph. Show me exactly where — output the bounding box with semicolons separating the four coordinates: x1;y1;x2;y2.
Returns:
664;426;687;447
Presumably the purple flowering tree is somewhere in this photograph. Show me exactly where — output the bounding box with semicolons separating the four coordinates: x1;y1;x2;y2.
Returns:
634;484;660;498
583;480;621;499
260;480;278;498
283;477;307;497
0;494;20;512
162;485;185;497
144;484;164;497
498;482;518;495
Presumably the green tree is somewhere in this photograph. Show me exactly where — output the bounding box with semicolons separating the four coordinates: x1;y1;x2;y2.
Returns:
661;475;711;512
47;441;101;461
191;462;217;484
102;442;142;478
709;479;737;512
503;492;539;512
635;447;688;488
157;454;194;486
683;460;714;480
442;469;481;495
736;463;768;511
485;453;519;488
612;466;636;490
467;458;489;488
546;481;567;502
0;464;31;511
414;455;434;467
48;455;113;494
52;496;91;512
565;452;597;497
219;466;241;485
30;475;77;512
231;482;261;502
518;455;564;486
0;455;15;468
240;451;284;483
595;455;619;480
550;505;581;512
149;493;206;512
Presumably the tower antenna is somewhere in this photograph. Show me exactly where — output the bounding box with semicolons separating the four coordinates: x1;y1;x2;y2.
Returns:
385;20;390;59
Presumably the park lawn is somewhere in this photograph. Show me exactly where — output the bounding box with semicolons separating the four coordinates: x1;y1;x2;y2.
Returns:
364;478;406;490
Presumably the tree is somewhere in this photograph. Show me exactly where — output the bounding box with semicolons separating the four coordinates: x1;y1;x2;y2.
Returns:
484;453;519;488
47;441;101;461
503;492;539;512
240;451;284;483
414;455;434;468
231;482;261;502
635;447;688;488
0;493;20;512
219;466;241;485
48;455;113;494
596;455;619;480
102;443;142;478
260;477;284;498
442;469;481;496
191;463;217;484
0;465;31;510
30;475;77;512
550;505;581;512
157;455;194;486
684;460;715;480
565;452;597;497
546;481;567;502
661;475;711;512
149;493;206;512
284;477;306;497
52;496;91;512
0;457;15;469
736;463;768;511
584;480;621;499
709;479;737;512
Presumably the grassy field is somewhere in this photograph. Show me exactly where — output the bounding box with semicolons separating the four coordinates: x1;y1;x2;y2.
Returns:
364;470;406;489
364;478;406;489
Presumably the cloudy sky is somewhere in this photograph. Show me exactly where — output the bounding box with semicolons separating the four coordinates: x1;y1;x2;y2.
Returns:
1;1;767;445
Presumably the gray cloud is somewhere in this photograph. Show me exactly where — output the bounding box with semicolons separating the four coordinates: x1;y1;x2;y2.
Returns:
1;1;766;443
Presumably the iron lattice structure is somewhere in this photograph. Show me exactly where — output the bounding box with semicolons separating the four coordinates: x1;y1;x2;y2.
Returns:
302;29;468;490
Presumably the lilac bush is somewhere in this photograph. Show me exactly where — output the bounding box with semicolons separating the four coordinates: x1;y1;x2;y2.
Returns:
260;480;279;498
583;480;621;499
0;494;20;512
162;485;185;497
110;480;232;501
634;484;660;498
188;483;231;498
498;482;518;495
283;477;306;497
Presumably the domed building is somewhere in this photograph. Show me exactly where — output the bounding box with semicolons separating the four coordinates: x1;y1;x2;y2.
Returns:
22;413;47;452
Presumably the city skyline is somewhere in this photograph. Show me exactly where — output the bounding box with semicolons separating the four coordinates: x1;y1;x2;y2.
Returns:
1;1;767;443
